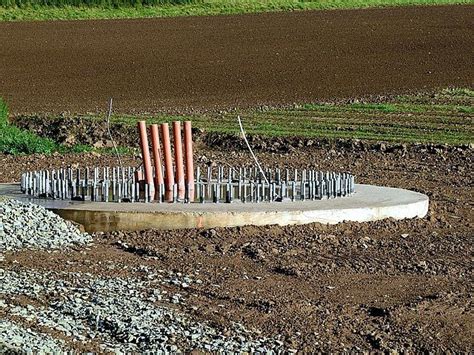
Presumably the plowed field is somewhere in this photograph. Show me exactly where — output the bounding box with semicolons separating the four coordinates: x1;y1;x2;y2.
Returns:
0;5;473;114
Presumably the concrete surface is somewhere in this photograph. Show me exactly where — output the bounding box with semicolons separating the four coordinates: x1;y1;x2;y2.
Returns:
0;183;429;232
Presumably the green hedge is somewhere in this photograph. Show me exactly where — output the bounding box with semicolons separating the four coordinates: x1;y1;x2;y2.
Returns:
0;0;199;7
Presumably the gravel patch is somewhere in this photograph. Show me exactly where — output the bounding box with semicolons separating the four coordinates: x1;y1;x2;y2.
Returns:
0;319;66;354
1;267;283;353
0;198;92;252
0;199;281;352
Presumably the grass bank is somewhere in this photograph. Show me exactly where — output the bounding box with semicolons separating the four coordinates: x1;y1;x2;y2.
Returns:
0;98;57;154
13;88;473;147
0;98;127;154
1;0;472;21
109;88;474;145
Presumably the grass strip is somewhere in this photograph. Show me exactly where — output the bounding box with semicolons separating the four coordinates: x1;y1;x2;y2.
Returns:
106;89;473;145
9;88;474;147
1;0;472;22
0;98;132;155
0;98;58;154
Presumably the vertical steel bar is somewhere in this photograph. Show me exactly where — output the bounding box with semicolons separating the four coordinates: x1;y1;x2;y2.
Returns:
135;177;140;203
131;172;136;202
172;183;178;203
212;183;218;203
225;183;230;203
199;181;205;203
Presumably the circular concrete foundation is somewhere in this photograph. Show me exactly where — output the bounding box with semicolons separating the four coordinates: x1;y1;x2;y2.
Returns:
0;183;429;232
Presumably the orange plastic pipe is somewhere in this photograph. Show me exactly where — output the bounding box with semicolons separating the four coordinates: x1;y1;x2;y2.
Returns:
150;124;164;185
173;121;185;198
160;123;174;193
134;170;143;182
184;121;194;201
137;121;153;186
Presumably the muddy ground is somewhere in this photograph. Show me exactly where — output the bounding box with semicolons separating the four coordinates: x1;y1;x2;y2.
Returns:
1;142;472;352
1;5;473;114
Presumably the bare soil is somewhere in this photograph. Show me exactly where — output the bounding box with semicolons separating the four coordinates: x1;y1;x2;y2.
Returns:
1;4;472;351
2;144;473;352
0;5;473;115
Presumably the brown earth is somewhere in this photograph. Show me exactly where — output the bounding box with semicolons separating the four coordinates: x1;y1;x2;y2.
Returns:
0;5;473;115
1;4;473;351
1;143;473;352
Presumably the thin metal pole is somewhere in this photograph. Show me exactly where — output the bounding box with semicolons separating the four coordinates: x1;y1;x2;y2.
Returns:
237;116;269;185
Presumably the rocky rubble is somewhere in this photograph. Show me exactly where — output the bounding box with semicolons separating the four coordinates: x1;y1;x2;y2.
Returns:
1;267;282;353
0;198;92;252
0;318;66;353
0;199;281;352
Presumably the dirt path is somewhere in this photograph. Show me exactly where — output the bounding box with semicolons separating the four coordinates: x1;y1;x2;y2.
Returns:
0;5;473;114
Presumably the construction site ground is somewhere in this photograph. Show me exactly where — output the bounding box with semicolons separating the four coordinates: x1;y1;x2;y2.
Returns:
1;142;472;351
0;3;473;352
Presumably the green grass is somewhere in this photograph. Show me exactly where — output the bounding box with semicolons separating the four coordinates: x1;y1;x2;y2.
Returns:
96;88;473;145
1;0;196;5
300;102;474;114
0;98;58;154
7;89;474;149
0;98;132;154
1;0;472;21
